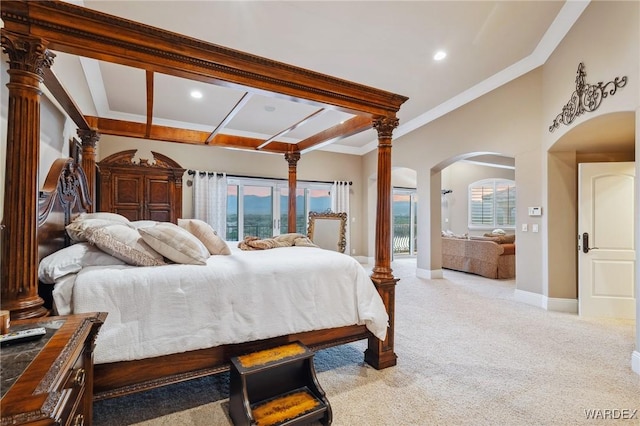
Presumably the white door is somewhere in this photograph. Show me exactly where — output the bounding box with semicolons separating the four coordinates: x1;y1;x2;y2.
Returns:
578;162;635;319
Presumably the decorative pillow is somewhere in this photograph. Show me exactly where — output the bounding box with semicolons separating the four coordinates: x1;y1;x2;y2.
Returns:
178;218;231;255
73;212;131;224
292;236;318;247
491;228;506;235
38;242;126;284
470;235;501;242
85;224;165;267
238;236;287;250
66;218;120;242
482;233;516;244
139;222;210;265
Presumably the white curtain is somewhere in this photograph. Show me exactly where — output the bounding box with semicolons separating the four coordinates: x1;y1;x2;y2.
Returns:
193;171;228;239
332;181;351;254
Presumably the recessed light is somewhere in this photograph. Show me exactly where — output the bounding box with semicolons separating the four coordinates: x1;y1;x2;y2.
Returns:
433;51;447;61
190;90;203;99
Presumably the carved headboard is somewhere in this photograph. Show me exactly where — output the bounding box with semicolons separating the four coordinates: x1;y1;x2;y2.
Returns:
38;158;92;261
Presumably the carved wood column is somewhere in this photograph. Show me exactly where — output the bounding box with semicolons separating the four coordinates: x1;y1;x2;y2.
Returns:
1;30;55;319
77;129;100;212
371;116;398;281
365;116;399;369
284;151;300;233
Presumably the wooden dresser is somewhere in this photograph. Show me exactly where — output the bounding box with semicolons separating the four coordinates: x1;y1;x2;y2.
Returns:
97;150;185;222
1;312;107;426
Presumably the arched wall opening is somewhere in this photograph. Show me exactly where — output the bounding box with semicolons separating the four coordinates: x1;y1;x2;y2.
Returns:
414;152;516;279
545;111;635;307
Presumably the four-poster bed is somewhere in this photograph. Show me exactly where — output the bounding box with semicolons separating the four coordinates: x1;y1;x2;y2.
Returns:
1;0;408;400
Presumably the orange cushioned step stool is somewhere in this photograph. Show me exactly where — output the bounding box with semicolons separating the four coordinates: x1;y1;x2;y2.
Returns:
229;341;332;426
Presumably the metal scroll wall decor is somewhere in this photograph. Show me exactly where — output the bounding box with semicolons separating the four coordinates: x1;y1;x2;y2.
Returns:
549;63;628;132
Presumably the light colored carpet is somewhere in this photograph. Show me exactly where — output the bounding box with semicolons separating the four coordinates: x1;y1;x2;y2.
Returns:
95;258;639;425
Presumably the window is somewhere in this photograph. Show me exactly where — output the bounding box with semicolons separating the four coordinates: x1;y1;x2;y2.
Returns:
469;179;516;229
226;177;333;240
393;188;418;255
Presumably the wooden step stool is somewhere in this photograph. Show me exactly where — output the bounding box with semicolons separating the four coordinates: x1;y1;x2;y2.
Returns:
229;341;332;426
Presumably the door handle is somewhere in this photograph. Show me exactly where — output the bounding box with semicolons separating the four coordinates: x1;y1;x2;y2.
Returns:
582;232;599;253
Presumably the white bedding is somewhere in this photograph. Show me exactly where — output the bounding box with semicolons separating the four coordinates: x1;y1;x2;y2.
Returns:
54;246;388;364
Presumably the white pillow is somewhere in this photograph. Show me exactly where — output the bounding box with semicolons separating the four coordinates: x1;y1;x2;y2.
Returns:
128;220;158;229
86;224;165;267
73;212;131;224
38;242;126;284
178;218;231;255
139;222;210;265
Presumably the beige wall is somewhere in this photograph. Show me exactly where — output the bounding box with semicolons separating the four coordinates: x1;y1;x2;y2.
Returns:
542;0;639;304
362;1;639;302
364;68;544;284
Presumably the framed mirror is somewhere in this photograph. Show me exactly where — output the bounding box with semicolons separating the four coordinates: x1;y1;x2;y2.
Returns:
307;211;347;253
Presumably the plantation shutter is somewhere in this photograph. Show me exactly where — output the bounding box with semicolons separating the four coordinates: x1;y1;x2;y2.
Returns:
495;183;516;226
470;185;494;226
469;179;516;228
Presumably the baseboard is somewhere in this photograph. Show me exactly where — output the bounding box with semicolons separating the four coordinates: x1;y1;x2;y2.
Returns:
416;268;443;279
514;289;545;308
632;351;640;375
513;290;578;313
545;297;578;313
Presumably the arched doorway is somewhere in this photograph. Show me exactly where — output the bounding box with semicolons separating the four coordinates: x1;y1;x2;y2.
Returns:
546;112;635;313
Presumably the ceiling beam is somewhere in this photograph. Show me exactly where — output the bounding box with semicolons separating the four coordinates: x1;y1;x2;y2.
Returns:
297;115;373;153
84;116;293;154
145;70;154;138
257;108;325;150
42;67;91;131
205;92;252;144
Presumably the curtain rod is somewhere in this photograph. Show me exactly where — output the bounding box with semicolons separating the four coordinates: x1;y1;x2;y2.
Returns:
186;170;352;185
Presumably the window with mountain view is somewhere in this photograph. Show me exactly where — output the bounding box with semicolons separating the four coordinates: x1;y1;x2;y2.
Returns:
393;188;418;255
226;177;333;241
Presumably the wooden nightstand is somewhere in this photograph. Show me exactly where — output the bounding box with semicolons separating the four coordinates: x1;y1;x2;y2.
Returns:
1;312;107;426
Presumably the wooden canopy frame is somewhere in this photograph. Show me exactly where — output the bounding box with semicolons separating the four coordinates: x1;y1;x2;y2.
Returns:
1;0;407;378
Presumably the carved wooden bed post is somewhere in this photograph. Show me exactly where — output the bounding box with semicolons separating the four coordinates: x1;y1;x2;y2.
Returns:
0;30;54;319
78;129;101;212
365;116;400;369
285;151;301;233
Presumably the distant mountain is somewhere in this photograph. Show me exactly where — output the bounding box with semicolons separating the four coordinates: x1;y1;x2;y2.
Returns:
309;197;331;213
393;201;411;216
227;195;331;215
227;195;405;217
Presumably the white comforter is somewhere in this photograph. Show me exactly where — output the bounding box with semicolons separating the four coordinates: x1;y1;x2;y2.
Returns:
55;246;388;364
